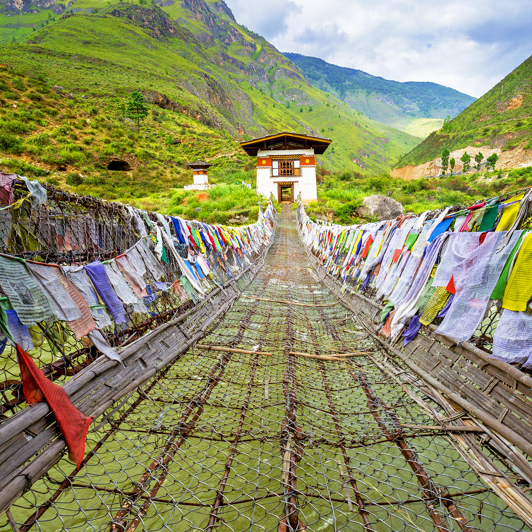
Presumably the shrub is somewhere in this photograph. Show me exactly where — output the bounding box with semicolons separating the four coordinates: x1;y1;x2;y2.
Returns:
11;79;25;91
30;133;51;146
0;133;23;153
26;91;43;102
335;199;363;224
58;148;86;165
0;119;32;135
365;175;394;193
66;173;84;186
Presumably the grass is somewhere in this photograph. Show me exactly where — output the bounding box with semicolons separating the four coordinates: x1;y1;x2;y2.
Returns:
403;118;444;139
167;184;276;225
0;67;528;227
305;166;532;224
0;0;421;181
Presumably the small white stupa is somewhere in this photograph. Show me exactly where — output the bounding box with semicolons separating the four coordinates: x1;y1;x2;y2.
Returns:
184;160;213;191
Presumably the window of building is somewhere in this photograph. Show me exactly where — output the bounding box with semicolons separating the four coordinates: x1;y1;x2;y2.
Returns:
272;159;301;177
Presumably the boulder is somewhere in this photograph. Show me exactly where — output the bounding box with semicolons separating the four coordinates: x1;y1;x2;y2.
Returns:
357;194;404;221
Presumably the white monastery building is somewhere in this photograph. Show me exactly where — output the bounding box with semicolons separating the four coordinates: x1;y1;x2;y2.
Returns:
240;132;332;203
184;160;213;191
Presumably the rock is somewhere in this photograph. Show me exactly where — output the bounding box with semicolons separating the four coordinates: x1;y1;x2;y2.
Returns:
172;137;181;145
357;194;404;221
53;85;65;93
58;114;65;119
227;215;249;225
66;93;74;99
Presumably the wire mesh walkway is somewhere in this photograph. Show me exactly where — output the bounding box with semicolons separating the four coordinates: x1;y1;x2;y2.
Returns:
7;207;531;531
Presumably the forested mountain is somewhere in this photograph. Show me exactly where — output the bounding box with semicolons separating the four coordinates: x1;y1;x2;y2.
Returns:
400;52;532;167
285;53;475;137
0;0;419;199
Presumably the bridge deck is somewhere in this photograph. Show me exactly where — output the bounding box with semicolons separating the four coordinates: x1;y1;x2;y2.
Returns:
7;207;531;532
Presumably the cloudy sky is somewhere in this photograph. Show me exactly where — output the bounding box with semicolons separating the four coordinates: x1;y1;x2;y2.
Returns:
224;0;532;98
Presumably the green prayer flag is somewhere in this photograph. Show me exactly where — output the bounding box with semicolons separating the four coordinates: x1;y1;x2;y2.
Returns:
479;205;499;232
491;231;528;300
404;233;419;251
380;301;395;323
0;304;14;343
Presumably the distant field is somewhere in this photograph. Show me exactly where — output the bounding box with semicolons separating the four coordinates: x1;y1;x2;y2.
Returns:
402;118;444;138
0;7;66;43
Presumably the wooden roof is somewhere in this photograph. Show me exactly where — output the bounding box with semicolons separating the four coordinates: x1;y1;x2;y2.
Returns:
187;159;212;169
240;132;332;156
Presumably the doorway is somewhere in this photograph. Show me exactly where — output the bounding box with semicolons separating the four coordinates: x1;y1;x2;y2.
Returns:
277;182;294;203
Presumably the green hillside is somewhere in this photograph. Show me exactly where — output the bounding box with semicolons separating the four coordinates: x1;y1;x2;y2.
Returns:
284;53;475;136
401;53;532;167
0;0;420;203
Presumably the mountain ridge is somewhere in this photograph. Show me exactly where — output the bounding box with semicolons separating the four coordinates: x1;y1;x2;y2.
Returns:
284;52;476;136
398;52;532;169
0;0;420;211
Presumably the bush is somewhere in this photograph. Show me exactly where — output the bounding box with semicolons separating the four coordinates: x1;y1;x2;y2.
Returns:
335;199;363;224
30;133;51;146
0;119;32;135
58;148;86;165
0;133;23;153
66;173;84;186
11;79;25;91
0;158;47;176
26;91;43;102
365;174;394;193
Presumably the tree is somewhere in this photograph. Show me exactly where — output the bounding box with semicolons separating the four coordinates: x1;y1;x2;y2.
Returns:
441;148;450;175
486;153;499;171
474;152;484;171
125;91;149;132
442;115;452;132
450;158;455;176
460;151;471;173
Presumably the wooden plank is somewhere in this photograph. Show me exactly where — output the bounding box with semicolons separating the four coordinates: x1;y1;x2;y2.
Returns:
196;344;273;356
421;336;532;430
399;424;486;433
289;351;372;358
245;295;338;308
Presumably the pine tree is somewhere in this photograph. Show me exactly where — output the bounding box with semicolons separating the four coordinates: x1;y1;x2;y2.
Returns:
474;152;484;171
441;148;450;175
125;91;149;132
450;158;455;176
486;153;499;171
460;151;471;173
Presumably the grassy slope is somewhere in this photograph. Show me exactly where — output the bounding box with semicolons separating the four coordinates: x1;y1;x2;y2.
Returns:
284;53;476;134
0;0;420;180
401;54;532;167
0;65;247;210
306;165;532;224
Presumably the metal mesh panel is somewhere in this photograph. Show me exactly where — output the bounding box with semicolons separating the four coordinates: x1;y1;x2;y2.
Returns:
3;206;531;532
0;179;267;423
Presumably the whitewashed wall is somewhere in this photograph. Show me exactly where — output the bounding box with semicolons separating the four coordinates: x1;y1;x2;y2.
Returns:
256;149;317;202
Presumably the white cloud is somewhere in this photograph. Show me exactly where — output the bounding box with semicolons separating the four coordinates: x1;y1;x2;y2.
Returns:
224;0;532;97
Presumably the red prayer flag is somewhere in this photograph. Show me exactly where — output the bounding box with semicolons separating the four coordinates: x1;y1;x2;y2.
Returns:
446;276;456;295
392;248;402;263
16;344;92;468
361;236;374;259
